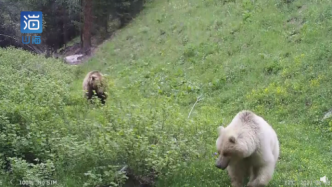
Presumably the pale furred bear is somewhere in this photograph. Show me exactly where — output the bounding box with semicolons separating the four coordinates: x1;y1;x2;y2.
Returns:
215;110;279;187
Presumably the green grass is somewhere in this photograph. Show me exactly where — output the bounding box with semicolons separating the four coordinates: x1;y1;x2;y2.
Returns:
77;0;332;186
2;0;332;186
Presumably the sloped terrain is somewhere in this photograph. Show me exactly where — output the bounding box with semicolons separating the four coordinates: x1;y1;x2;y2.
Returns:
1;0;332;186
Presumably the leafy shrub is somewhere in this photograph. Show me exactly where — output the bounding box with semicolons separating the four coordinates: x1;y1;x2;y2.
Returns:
0;47;213;186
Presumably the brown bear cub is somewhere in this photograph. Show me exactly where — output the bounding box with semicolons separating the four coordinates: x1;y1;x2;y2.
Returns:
83;71;107;104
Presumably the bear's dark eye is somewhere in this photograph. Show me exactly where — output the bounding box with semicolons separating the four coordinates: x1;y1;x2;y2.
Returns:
223;152;228;157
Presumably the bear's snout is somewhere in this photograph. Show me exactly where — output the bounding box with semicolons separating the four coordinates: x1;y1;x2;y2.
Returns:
215;163;222;169
215;157;229;170
215;160;227;170
215;163;227;170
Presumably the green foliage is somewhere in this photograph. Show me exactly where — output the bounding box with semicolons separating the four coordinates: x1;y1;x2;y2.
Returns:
79;0;332;186
0;47;212;186
2;0;332;186
8;158;55;187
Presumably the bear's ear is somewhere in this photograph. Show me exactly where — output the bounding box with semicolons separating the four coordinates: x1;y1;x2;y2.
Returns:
229;136;236;143
217;126;224;135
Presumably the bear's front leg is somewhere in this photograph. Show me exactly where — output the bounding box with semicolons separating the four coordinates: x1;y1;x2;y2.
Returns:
247;162;275;187
248;166;258;185
227;164;246;187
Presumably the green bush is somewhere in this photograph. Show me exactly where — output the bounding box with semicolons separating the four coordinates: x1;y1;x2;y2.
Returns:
2;0;332;186
0;47;214;186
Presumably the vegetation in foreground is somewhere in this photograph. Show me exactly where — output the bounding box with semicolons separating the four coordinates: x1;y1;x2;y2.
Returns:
1;0;332;186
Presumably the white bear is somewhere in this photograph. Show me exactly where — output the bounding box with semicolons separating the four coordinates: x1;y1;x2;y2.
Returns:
215;110;280;187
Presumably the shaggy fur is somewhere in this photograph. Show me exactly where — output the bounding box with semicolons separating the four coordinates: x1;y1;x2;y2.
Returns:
215;110;280;187
82;71;107;104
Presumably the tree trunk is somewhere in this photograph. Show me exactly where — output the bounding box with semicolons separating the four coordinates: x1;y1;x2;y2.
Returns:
82;0;92;55
63;22;67;48
60;6;67;48
80;0;83;48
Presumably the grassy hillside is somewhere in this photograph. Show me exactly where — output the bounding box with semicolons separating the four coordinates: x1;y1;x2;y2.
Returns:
1;0;332;186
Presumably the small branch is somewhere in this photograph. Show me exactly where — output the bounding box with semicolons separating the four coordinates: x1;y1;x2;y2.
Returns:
0;33;20;42
119;165;128;173
188;95;203;119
